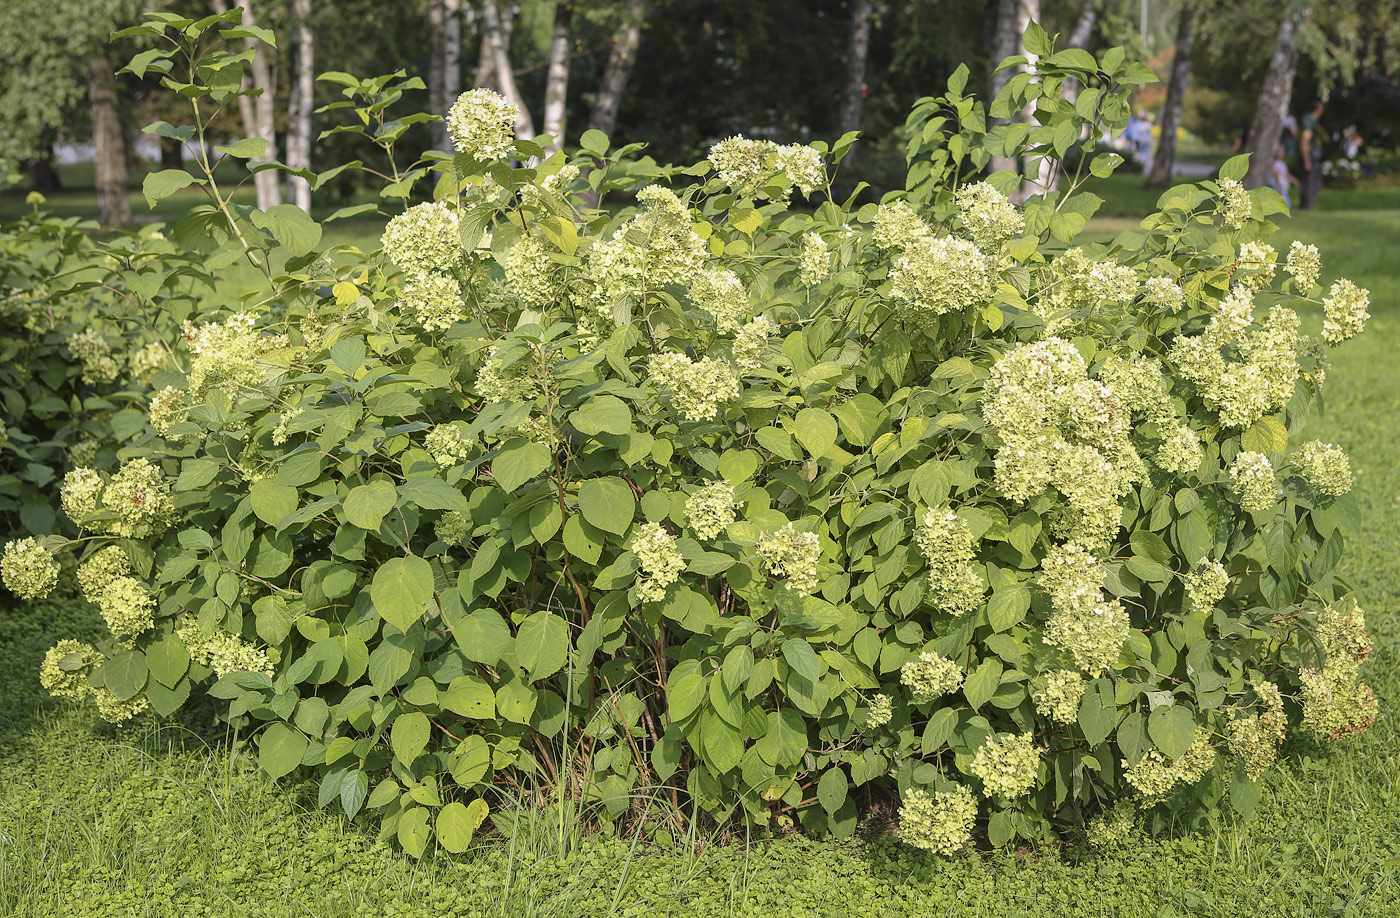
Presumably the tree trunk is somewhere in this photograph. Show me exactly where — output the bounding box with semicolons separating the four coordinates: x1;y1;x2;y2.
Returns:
441;0;462;148
1015;0;1054;201
988;0;1022;176
429;0;446;127
1146;8;1194;188
541;1;573;154
160;136;184;169
837;0;874;138
27;148;62;193
587;0;645;138
479;0;535;140
1063;0;1097;103
88;53;132;229
1243;2;1308;189
222;0;282;210
286;0;314;213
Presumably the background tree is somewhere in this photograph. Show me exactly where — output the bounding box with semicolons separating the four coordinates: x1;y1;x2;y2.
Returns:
1146;1;1194;188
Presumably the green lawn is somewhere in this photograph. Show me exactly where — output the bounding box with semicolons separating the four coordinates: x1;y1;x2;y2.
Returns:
3;171;1400;917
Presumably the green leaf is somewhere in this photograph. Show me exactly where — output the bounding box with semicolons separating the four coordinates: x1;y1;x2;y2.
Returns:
578;477;635;536
397;806;431;858
570;395;632;436
101;649;148;701
253;595;293;644
1077;679;1117;746
791;408;839;458
250;479;298;526
667;660;706;722
146;636;189;688
441;675;495;719
1241;416;1288;455
962;658;1001;711
515;611;569;680
344;480;397;529
986;585;1028;631
391;711;431;765
259;723;308;780
436;799;489;853
399;477;470;513
214;137;268;159
451;609;511;665
250;203;322;257
372;555;435;631
817;767;848;815
492;440;552;492
781;638;821;682
1148;704;1197;759
142;169;202;207
1219;154;1251;182
1089;152;1123;179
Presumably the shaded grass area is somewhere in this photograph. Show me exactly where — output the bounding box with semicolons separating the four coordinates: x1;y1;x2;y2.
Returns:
2;172;1400;917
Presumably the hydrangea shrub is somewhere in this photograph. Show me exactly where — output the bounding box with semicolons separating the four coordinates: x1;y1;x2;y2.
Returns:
3;14;1379;856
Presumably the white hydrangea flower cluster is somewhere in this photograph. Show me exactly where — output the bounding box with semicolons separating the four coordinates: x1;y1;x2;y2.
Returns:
1183;558;1229;611
446;88;518;160
1294;440;1351;496
1234;242;1277;291
631;522;684;603
1142;275;1185;311
707;135;825;200
92;576;155;644
77;545;131;597
1215;178;1252;228
501;232;566;309
872;201;992;324
475;346;541;404
381;201;462;277
184;312;286;399
688;266;749;333
95;689;150;724
1038;541;1129;675
646;352;739;422
898;785;977;853
864;692;893;727
1;537;59;599
1033;669;1086;723
899;650;964;702
60;467;105;526
1321;279;1370;345
982;338;1141;546
39;639;102;702
68;328;120;385
969;732;1040;799
176;619;274;678
1227;678;1287;779
1299;599;1377;739
755;522;820;594
148;386;187;438
1285;241;1321;293
100;459;177;539
128;340;168;381
1169;287;1302;429
684;481;738;540
733;315;778;370
1123;729;1216;804
397;273;463;331
425;423;473;469
1096;352;1203;475
954;181;1024;252
797;232;829;286
587;186;708;314
1227;451;1277;513
913;507;984;615
1036;247;1139;327
435;509;470;544
1086;801;1137;849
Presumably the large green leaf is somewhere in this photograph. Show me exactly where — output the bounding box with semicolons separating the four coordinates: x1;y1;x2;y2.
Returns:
391;711;431;765
436;799;489;854
570;395;632;436
259;723;308;780
791;408;838;458
344;480;398;529
515;611;569;680
371;555;435;631
578;477;635;536
249;479;298;526
492;440;552;492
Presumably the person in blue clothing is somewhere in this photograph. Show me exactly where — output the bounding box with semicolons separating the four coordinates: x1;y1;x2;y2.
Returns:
1300;99;1325;210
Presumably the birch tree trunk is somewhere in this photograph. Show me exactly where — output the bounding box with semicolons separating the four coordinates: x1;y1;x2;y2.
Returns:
988;0;1023;176
442;0;462;142
1015;0;1056;201
429;0;446;126
837;0;874;137
1063;0;1097;104
587;0;646;138
88;53;132;229
541;1;573;154
479;0;535;140
286;0;314;213
1146;7;1194;188
214;0;282;209
1243;2;1308;189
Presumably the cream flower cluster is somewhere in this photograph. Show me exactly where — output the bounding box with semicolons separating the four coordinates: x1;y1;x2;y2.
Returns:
68;328;120;385
797;232;830;285
1215;177;1252;228
684;481;738;540
733;315;778;370
1234;242;1277;291
1285;241;1321;293
149;386;187;438
1033;669;1086;724
446;88;518;160
914;507;984;615
183;312;285;399
381;201;462;277
955;181;1024;252
1;537;59;599
969;732;1039;798
1227;678;1286;779
647;352;739;422
1086;801;1137;849
1294;440;1351;496
632;522;685;603
756;522;820;594
93;576;156;644
397;273;464;331
872;201;992;324
40;639;102;702
898;785;977;853
707;135;825;200
1037;247;1139;327
501;233;565;309
1183;558;1229;611
128;340;168;381
425;423;473;469
688;266;749;333
77;545;131;597
899;650;963;702
435;509;470;544
1123;728;1216;804
1321;279;1370;345
475;346;541;404
99;459;177;539
1227;451;1276;513
587;186;708;313
864;692;893;727
1142;275;1185;311
1300;599;1377;739
177;619;274;678
1038;541;1129;675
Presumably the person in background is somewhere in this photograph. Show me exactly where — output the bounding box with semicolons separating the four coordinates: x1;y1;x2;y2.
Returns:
1281;113;1299;159
1270;146;1300;211
1343;124;1364;159
1300;99;1325;210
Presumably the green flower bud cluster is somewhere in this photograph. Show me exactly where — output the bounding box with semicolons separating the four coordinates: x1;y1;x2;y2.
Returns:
914;507;984;616
647;352;738;422
899;650;963;703
684;481;737;540
60;467;105;525
425;423;473;469
1322;279;1370;345
68;327;120;384
864;693;893;728
688;266;749;333
1294;440;1352;496
1086;801;1137;849
969;732;1040;799
756;522;820;595
1;537;59;599
954;181;1024;252
586;186;707;313
177;619;274;678
446;88;517;161
148;386;187;438
101;459;177;539
39;639;101;701
1228;451;1277;513
1123;729;1216;804
1215;177;1252;228
632;523;684;603
1033;669;1086;724
93;576;155;644
1300;599;1377;740
1184;558;1229;611
77;545;132;600
502;233;566;309
1285;241;1321;293
898;785;977;854
1227;678;1287;780
434;509;471;544
1038;541;1128;675
797;232;829;286
476;346;542;405
733;315;778;370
